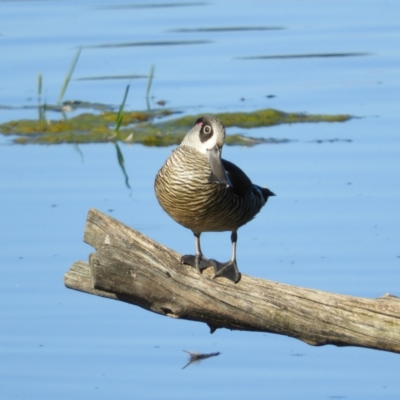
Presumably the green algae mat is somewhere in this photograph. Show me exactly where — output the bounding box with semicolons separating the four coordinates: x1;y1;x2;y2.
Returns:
0;108;350;146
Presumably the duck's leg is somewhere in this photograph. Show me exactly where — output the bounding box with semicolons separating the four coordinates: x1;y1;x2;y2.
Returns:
212;231;241;283
181;232;213;273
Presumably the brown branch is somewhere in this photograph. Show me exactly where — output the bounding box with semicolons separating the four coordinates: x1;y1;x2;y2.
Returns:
64;208;400;354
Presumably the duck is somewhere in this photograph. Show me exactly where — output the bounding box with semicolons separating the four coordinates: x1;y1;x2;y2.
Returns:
154;115;274;283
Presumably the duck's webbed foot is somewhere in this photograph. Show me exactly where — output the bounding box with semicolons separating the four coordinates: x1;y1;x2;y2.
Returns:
181;255;214;273
212;260;241;283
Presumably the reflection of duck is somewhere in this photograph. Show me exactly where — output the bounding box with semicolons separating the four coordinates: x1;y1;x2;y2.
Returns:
155;115;275;283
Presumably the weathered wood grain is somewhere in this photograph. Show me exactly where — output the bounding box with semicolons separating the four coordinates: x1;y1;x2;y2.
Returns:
64;208;400;354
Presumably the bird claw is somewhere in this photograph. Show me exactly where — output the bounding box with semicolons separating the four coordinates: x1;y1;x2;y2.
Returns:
181;255;213;272
212;260;241;283
181;255;241;283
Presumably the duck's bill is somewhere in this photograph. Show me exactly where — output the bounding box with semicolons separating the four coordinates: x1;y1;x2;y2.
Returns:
206;146;232;186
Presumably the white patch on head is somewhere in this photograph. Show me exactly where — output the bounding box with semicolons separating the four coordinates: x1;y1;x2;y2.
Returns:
180;116;226;155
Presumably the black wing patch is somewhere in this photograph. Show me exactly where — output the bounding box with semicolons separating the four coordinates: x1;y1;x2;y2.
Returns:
221;159;253;197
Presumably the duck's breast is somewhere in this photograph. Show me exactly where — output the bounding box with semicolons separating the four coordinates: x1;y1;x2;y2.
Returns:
155;147;265;233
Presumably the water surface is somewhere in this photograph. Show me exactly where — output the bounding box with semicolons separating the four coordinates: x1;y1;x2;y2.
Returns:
1;1;400;399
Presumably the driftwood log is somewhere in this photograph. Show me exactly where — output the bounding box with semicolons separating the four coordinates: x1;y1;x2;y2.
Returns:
64;208;400;354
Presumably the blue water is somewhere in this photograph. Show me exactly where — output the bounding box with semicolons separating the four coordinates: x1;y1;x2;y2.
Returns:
1;1;400;399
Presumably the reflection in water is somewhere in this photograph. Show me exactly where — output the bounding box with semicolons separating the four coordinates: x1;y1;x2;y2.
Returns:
115;142;131;189
75;75;147;81
182;351;220;370
114;85;132;189
170;26;285;32
72;144;84;163
85;40;212;49
237;52;372;60
95;2;209;10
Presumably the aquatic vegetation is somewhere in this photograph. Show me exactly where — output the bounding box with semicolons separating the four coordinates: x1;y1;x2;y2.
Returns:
57;48;82;105
0;47;351;146
0;108;351;145
146;65;155;110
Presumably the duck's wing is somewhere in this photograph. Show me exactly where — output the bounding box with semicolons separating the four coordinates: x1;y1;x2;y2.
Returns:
221;159;253;197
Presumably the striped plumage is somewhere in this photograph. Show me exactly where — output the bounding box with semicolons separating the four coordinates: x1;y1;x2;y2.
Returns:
155;115;274;283
156;146;267;232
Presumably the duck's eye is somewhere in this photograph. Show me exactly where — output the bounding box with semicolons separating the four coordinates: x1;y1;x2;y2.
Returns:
203;125;212;134
199;122;213;143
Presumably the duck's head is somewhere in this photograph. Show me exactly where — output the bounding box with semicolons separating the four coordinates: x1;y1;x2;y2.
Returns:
181;115;231;186
181;115;226;154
